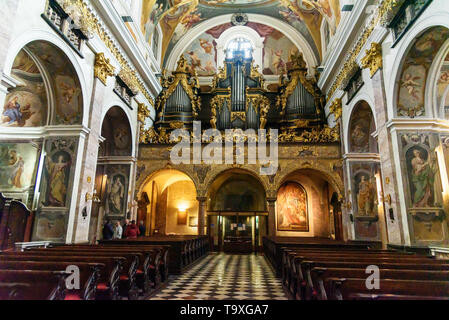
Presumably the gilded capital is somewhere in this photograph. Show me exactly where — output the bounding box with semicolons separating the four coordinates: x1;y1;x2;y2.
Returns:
361;42;383;78
329;98;343;122
94;53;115;85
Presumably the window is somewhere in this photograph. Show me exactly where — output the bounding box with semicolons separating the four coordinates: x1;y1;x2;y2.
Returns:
226;37;253;59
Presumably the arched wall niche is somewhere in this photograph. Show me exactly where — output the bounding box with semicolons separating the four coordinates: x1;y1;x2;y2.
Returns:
2;40;83;128
139;169;199;236
395;26;449;118
99;106;133;157
207;169;267;212
275;168;341;239
347;100;378;154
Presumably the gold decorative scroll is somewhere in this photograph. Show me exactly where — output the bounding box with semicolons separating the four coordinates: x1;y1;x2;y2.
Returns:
329;98;343;122
231;112;247;123
361;42;383;78
278;125;340;143
94;53;115;85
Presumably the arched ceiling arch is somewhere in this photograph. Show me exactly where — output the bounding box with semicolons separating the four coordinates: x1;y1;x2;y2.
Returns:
165;14;319;76
141;0;341;64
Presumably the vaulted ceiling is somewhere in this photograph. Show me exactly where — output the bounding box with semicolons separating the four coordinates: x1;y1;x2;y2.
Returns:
141;0;341;66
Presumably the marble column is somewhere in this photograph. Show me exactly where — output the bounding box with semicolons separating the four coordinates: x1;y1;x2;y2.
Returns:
371;69;407;246
197;197;207;236
267;198;276;237
70;76;109;243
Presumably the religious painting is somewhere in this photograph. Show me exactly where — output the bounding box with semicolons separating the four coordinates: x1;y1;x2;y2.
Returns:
43;151;72;208
107;174;126;215
277;182;309;232
105;165;130;217
172;8;204;42
2;50;47;127
350;166;379;217
349;101;377;153
100;107;132;157
400;133;444;210
54;75;82;124
26;41;83;125
406;146;438;209
263;29;299;75
397;27;449;117
183;33;216;76
141;0;171;42
0;142;40;191
278;0;341;56
40;137;78;209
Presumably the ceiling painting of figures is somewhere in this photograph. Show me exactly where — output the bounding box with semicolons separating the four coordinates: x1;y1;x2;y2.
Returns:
141;0;341;65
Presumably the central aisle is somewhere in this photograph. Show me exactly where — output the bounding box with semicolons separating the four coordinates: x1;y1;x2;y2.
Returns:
151;254;288;300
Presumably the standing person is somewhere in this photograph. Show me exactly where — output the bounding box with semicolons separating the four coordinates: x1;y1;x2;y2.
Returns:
138;221;146;237
102;220;114;240
113;221;123;239
124;220;140;239
122;219;130;235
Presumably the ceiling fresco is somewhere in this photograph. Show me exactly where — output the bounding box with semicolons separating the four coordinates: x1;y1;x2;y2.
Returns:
141;0;341;66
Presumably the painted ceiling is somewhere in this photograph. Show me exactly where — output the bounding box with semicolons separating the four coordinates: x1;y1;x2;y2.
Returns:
141;0;341;66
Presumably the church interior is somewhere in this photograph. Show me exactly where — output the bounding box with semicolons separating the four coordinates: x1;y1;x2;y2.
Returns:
1;0;449;302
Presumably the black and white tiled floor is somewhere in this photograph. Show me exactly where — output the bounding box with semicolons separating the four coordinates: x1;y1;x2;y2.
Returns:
151;254;288;300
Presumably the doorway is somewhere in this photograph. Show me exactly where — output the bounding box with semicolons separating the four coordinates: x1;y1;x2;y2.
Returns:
208;213;268;253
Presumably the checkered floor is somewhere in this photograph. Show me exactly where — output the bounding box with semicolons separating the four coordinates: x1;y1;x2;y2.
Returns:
150;253;288;300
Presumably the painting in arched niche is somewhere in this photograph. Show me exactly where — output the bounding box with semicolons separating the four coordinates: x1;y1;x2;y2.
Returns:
349;101;377;153
277;182;309;232
99;107;132;157
437;51;449;118
2;49;47;127
397;27;449;117
26;41;83;125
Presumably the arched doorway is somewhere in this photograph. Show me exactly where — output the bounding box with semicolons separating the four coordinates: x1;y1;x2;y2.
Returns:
139;169;198;236
89;106;133;242
207;169;267;253
277;169;343;240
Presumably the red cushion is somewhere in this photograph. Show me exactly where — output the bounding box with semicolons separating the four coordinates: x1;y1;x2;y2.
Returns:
149;265;156;269
136;269;144;274
120;275;129;281
65;293;82;300
96;283;109;291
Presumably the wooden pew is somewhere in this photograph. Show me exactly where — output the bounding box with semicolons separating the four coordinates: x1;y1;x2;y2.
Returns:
0;253;124;300
0;261;104;300
26;248;141;300
101;235;208;275
325;277;449;300
310;267;449;300
0;270;67;300
284;251;418;298
43;245;164;293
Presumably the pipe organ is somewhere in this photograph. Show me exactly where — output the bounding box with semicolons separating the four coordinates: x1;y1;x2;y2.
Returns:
145;51;332;144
